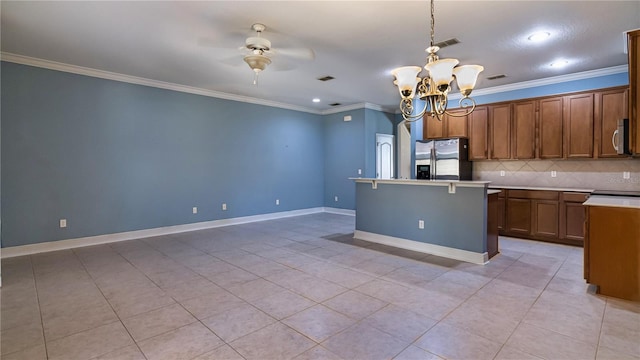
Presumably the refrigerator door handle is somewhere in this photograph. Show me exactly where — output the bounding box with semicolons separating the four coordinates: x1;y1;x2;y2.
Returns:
430;147;436;180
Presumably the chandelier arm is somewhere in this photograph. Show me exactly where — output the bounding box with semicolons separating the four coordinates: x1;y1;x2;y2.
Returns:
400;99;428;122
443;97;478;117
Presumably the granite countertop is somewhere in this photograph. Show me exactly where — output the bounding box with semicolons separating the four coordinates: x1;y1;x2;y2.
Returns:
351;178;491;188
488;185;594;193
583;195;640;209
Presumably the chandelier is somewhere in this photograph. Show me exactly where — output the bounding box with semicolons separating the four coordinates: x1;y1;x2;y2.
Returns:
391;0;484;121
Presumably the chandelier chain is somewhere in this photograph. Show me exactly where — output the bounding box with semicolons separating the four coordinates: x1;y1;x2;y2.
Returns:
430;0;435;47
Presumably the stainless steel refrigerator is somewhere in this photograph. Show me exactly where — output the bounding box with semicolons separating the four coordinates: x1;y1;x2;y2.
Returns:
415;138;472;180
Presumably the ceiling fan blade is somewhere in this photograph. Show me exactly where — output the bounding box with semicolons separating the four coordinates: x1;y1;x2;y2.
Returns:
271;47;315;61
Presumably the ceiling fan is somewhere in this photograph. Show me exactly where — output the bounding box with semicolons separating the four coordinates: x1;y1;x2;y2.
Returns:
239;23;315;85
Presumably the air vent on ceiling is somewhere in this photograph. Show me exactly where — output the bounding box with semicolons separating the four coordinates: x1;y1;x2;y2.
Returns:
329;103;342;106
317;76;335;82
487;74;507;80
433;38;460;49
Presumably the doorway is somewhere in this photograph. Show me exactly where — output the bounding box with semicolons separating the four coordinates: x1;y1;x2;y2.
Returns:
376;133;395;179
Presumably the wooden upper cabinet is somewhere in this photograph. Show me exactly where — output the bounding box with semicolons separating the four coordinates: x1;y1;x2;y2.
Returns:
539;97;564;159
596;87;628;158
628;29;640;155
468;106;489;160
423;110;468;139
445;110;469;138
489;103;511;159
423;113;444;139
564;93;594;158
512;100;536;159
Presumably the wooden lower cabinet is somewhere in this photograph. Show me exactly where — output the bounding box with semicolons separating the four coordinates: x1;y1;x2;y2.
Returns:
487;193;500;258
585;205;640;301
505;198;532;237
532;200;559;239
560;192;589;246
497;191;506;232
500;189;587;246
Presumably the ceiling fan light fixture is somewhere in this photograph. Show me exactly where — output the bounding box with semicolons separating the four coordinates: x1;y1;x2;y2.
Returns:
391;0;483;121
244;54;271;73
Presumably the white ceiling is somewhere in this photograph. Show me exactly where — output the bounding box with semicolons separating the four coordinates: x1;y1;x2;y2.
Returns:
2;1;639;113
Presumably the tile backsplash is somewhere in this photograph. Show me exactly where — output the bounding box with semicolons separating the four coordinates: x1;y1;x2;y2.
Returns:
473;159;640;191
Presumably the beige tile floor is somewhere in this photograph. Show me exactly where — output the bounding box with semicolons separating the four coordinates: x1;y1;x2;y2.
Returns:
1;213;639;360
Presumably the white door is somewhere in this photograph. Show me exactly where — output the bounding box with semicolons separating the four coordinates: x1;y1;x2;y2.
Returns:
376;134;394;179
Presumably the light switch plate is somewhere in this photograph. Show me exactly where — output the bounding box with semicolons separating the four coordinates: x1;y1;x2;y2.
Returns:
500;170;505;177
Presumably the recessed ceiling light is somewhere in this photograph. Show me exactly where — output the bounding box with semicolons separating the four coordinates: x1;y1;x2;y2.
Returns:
528;31;551;42
549;59;569;68
312;98;321;103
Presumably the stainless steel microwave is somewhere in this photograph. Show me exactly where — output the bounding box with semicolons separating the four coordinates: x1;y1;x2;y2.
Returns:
613;119;630;155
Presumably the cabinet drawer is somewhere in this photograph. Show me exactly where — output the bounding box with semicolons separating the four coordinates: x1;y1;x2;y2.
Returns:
507;189;559;200
562;192;589;203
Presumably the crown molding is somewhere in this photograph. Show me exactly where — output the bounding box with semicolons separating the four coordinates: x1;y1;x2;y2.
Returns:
447;65;628;100
1;52;325;115
2;52;626;116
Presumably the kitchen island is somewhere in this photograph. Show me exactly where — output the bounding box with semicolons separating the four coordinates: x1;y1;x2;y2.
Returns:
352;178;496;264
583;195;640;301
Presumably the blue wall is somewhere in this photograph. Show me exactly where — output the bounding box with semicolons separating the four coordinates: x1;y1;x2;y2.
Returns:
1;61;629;248
1;62;325;247
323;108;396;210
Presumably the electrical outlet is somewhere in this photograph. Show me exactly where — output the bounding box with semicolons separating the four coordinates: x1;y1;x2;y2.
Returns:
276;199;280;205
418;220;424;229
334;196;339;202
222;203;227;211
358;169;362;175
551;170;557;178
192;207;198;214
59;219;67;228
623;171;631;179
500;170;505;177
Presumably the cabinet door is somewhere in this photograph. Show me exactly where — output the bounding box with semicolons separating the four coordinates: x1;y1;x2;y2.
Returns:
628;29;640;155
564;93;594;158
487;193;499;258
489;104;511;159
497;193;506;232
512;100;536;159
539;97;564;158
445;110;469;138
468;106;488;160
532;200;559;239
597;88;628;158
505;198;531;236
560;192;588;246
423;113;444;139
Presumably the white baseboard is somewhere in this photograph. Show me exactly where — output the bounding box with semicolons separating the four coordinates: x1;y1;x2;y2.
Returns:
354;230;489;265
1;207;332;259
323;207;356;216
